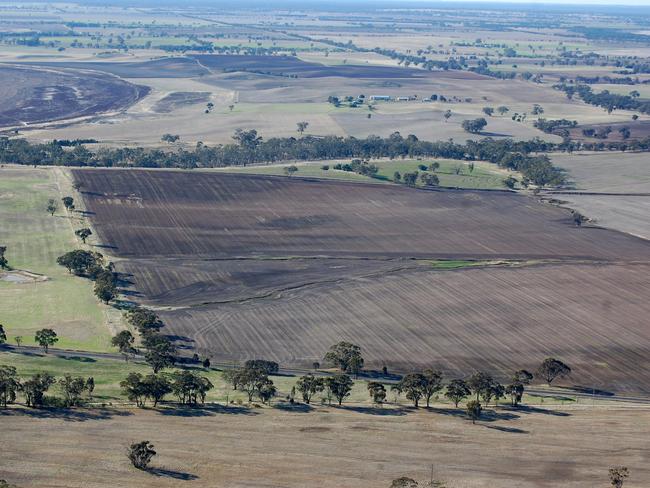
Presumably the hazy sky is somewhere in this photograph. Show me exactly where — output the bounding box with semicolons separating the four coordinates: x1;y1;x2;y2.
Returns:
423;0;650;4
403;0;650;5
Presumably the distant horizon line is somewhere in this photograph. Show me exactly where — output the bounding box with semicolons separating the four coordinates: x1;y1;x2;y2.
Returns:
42;0;650;8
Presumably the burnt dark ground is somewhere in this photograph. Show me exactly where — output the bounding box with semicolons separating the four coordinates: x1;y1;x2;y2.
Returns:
0;64;148;127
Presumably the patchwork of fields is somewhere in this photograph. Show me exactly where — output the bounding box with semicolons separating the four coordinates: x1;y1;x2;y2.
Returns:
73;169;650;393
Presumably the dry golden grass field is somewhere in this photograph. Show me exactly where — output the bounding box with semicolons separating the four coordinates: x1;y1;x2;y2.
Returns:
1;403;649;488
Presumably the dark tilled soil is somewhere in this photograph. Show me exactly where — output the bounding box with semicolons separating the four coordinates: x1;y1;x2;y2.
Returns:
191;54;486;79
73;169;650;392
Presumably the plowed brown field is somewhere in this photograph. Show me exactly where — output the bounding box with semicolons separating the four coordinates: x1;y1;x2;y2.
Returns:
73;169;650;393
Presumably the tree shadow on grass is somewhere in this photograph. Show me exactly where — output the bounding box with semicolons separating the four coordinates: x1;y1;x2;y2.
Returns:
0;406;132;422
149;468;198;481
59;355;96;363
340;405;407;416
503;405;571;417
566;385;614;397
434;407;520;422
3;348;44;358
481;424;528;434
273;402;313;413
156;404;258;417
528;393;576;402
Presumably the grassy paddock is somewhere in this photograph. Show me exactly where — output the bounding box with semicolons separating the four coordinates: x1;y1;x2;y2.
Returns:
0;167;114;351
215;159;513;190
0;350;591;407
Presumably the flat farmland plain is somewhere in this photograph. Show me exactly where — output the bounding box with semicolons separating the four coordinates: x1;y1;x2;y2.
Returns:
161;262;650;393
2;404;650;488
73;169;650;393
73;170;648;261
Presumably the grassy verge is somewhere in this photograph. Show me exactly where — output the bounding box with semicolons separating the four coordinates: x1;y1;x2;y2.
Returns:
0;167;114;351
215;159;514;190
0;350;589;407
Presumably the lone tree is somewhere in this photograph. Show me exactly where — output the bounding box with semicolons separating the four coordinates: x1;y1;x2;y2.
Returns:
461;118;487;134
443;110;452;122
537;358;571;385
34;328;58;353
125;307;163;335
394;373;425;408
497;106;510;116
296;121;309;135
367;381;387;406
94;277;117;304
295;374;324;404
390;477;419;488
46;199;57;216
75;228;92;243
421;369;443;408
14;336;22;347
161;134;180;144
324;373;353;406
22;372;55;407
420;173;439;187
505;369;534;406
445;379;470;407
0;365;20;408
0;364;20;408
467;371;493;402
128;441;156;470
0;324;6;344
609;467;629;488
111;330;136;362
171;370;214;406
466;400;482;424
58;375;87;407
324;341;364;375
482;107;494;117
57;250;104;276
572;211;587;227
0;246;8;270
120;372;147;407
142;334;177;373
284;165;299;177
143;374;172;407
235;366;275;403
62;196;75;211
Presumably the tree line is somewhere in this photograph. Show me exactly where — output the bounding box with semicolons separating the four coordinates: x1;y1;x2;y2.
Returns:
0;132;566;187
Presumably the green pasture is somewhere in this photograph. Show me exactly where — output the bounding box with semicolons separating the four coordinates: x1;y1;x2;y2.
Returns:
0;168;113;352
0;350;584;407
217;159;512;190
